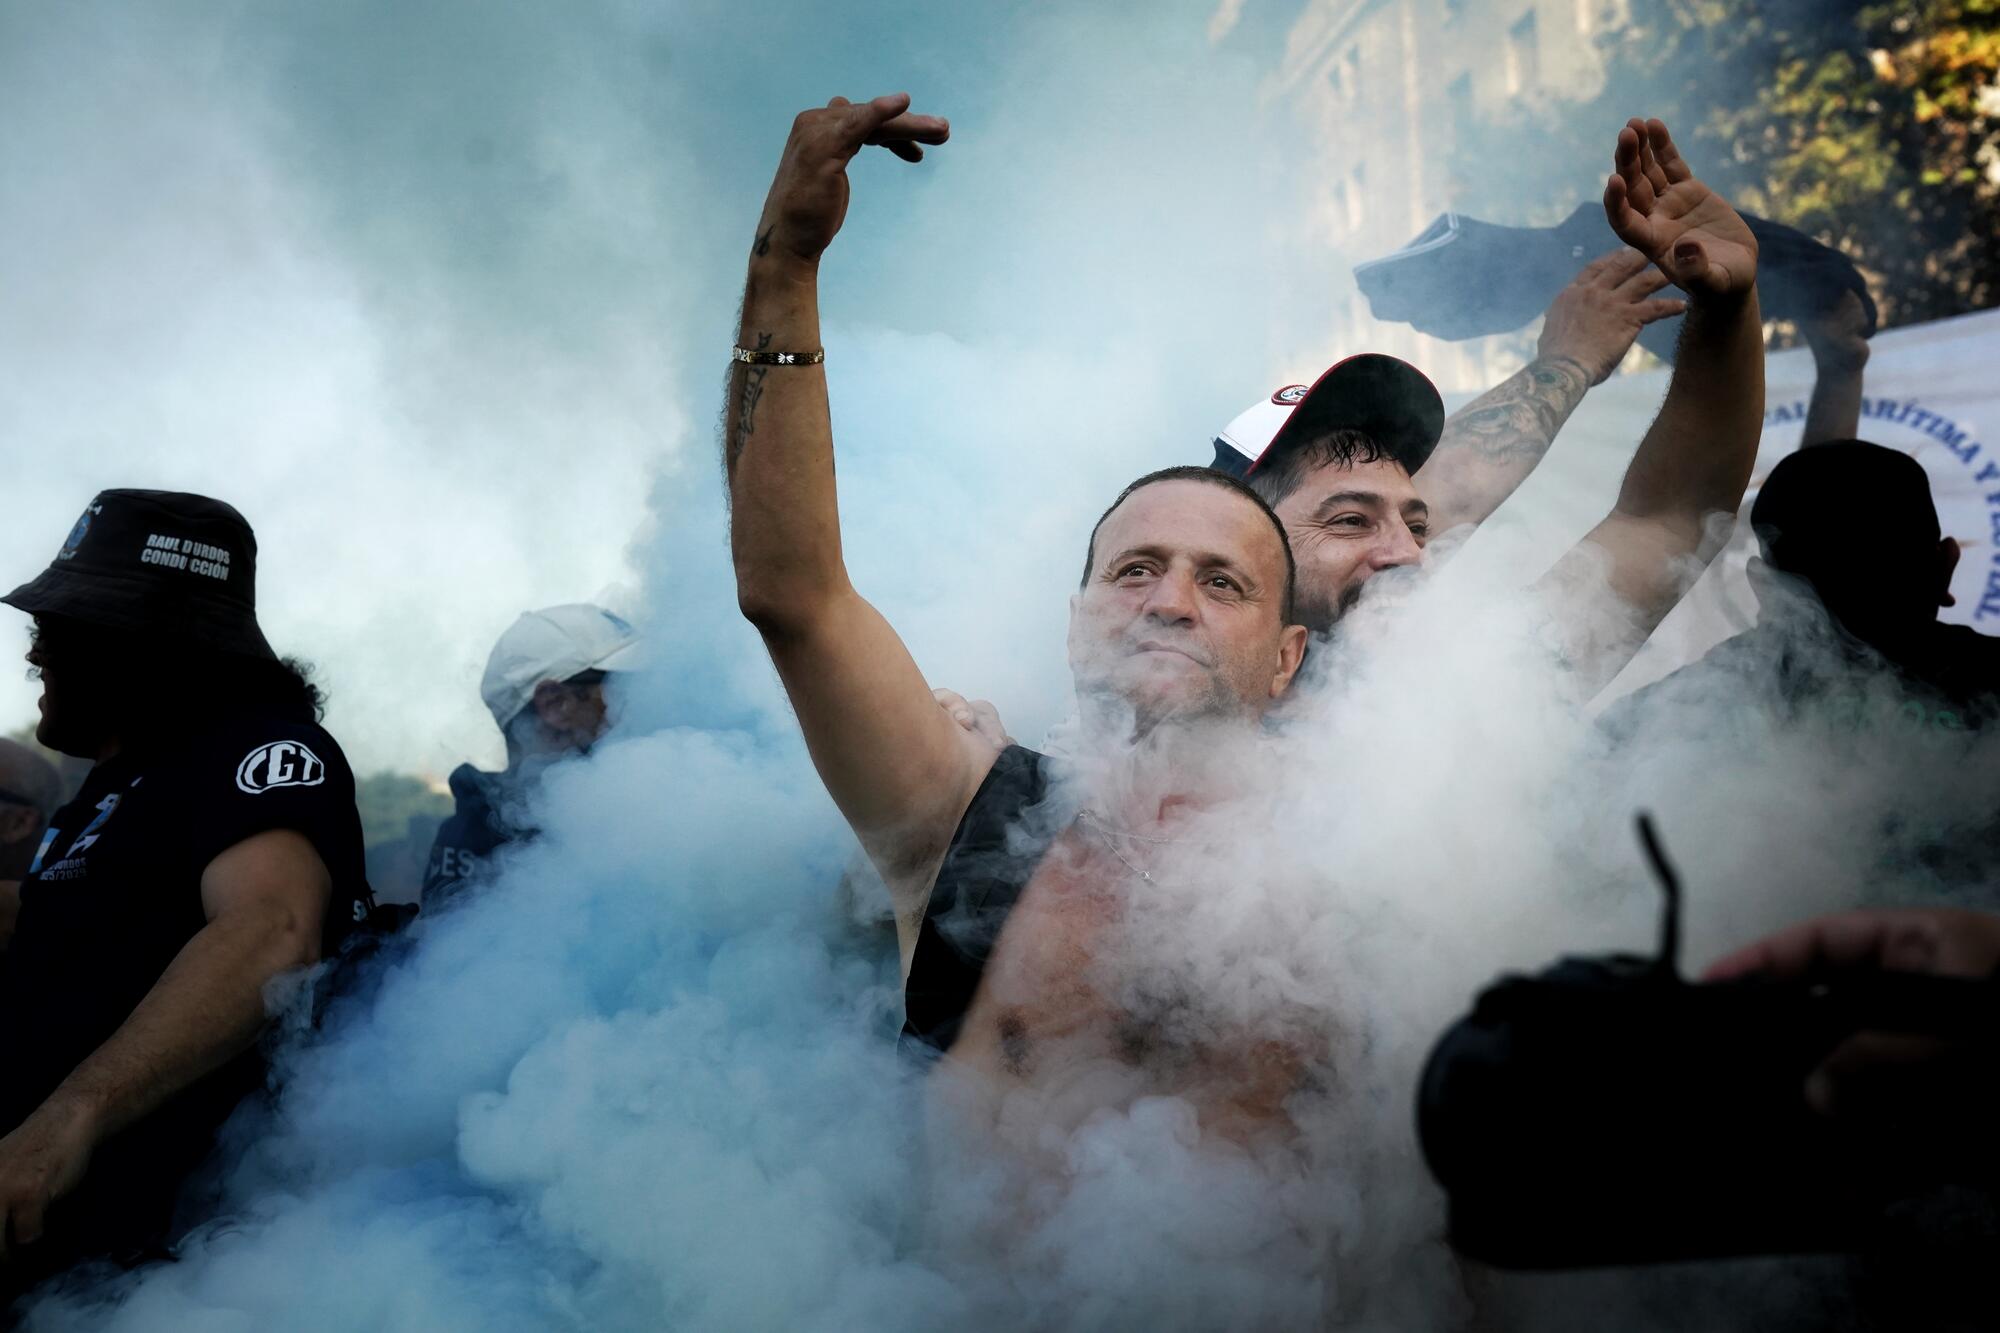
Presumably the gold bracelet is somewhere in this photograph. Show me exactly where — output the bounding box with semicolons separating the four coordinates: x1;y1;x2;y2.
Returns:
731;346;824;366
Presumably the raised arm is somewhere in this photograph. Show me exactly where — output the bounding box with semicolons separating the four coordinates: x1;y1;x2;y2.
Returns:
1417;248;1684;534
1541;118;1763;688
726;95;994;944
1800;290;1870;447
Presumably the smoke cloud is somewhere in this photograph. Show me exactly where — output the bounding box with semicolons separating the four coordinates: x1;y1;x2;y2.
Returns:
7;3;1997;1331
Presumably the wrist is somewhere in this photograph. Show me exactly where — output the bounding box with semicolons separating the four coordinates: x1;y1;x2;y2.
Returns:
1535;352;1599;386
746;247;820;286
34;1085;107;1142
1810;341;1869;374
1685;284;1756;315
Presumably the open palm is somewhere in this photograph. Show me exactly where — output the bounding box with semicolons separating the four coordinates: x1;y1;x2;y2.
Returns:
1602;118;1757;298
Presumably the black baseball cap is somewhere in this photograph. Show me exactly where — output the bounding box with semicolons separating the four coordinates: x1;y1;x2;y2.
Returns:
1750;441;1940;571
2;489;277;659
1209;354;1447;480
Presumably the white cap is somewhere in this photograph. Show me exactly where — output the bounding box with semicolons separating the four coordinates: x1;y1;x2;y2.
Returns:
1213;386;1312;471
479;603;644;731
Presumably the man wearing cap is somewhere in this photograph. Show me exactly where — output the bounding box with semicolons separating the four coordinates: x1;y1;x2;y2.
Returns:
1222;153;1757;669
0;738;63;951
943;123;1763;741
1210;247;1689;632
728;99;1750;1156
1613;441;2000;728
0;490;373;1292
420;604;640;908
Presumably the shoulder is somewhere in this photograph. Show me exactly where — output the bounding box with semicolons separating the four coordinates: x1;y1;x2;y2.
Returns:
1935;624;2000;666
181;717;356;797
432;766;512;852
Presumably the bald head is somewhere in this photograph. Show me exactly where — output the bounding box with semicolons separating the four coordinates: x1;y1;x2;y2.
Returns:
0;738;61;880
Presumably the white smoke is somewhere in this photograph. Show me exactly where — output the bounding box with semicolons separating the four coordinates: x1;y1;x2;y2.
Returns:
9;3;1999;1331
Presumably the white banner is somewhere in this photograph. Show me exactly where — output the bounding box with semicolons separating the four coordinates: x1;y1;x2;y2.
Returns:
1445;306;2000;701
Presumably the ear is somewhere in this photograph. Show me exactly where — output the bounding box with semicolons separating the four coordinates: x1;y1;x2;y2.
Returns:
1938;537;1961;607
1270;623;1308;698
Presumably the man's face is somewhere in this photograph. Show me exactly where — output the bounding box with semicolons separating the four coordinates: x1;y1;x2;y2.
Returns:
529;671;616;755
26;616;117;758
1270;456;1430;632
1068;480;1305;735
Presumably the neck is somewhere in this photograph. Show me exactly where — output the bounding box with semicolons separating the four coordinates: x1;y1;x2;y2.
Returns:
502;742;572;783
1071;713;1254;829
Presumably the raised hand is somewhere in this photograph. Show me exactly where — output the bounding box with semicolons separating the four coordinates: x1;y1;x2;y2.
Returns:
1536;247;1687;384
1601;118;1756;300
754;93;950;268
1801;288;1872;372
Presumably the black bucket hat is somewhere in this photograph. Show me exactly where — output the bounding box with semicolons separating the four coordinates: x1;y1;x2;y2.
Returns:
2;490;276;659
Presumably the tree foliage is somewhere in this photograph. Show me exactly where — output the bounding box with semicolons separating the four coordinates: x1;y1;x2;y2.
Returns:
1452;0;2000;328
356;769;453;849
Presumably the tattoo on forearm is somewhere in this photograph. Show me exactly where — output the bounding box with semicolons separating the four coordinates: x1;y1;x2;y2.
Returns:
726;331;774;473
1433;357;1593;465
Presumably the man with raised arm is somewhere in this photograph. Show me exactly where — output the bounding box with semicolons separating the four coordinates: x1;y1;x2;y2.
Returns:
943;120;1763;738
728;95;1307;1135
1207;247;1688;630
1231;119;1761;688
728;102;1761;1145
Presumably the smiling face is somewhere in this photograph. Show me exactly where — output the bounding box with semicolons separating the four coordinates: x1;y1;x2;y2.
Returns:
1068;477;1306;738
1269;456;1430;632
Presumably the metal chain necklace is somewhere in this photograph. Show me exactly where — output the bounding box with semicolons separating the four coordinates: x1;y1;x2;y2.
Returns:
1074;809;1205;886
1074;808;1218;847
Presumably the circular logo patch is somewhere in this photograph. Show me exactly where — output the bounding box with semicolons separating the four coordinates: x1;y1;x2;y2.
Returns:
236;741;327;794
58;504;100;561
1272;385;1311;406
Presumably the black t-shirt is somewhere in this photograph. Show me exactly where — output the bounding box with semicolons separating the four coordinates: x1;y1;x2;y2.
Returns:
0;714;371;1260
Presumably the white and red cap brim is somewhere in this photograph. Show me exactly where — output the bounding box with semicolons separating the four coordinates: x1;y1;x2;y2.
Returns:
1211;354;1446;479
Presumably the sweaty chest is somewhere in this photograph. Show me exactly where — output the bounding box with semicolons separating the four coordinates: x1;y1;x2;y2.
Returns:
957;833;1126;1070
937;828;1325;1151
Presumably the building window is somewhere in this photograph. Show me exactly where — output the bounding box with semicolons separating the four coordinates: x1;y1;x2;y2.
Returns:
1447;72;1473;128
1445;73;1474;205
1329;43;1362;103
1506;10;1540;94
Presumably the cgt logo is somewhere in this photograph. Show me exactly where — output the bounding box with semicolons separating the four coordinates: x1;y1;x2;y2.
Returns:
236;741;327;794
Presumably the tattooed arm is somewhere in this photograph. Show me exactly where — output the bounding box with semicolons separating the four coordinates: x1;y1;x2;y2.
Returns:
1416;248;1684;535
726;96;996;972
